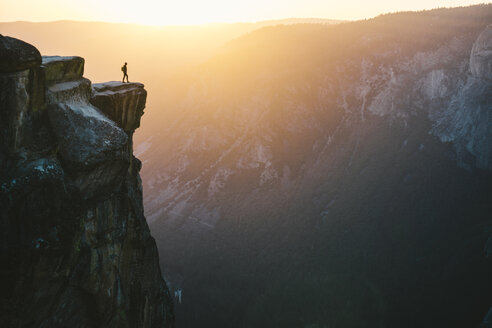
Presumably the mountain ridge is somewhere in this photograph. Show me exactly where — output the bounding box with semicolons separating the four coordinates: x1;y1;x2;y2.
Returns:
137;5;492;327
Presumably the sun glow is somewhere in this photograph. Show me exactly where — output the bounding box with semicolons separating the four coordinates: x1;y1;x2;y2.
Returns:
104;0;260;25
0;0;488;25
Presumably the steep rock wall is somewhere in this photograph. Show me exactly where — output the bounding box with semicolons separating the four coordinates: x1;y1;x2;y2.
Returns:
135;12;492;327
0;35;174;328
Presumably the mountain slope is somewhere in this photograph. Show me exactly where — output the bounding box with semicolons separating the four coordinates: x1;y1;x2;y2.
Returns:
0;19;342;139
138;5;492;327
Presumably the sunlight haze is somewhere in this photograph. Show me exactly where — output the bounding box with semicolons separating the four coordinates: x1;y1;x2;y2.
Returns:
0;0;488;24
0;1;491;327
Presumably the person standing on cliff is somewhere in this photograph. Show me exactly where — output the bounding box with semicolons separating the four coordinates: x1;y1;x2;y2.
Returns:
121;62;129;83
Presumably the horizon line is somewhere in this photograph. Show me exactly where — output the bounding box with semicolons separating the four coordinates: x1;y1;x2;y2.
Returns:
0;4;488;27
0;17;348;27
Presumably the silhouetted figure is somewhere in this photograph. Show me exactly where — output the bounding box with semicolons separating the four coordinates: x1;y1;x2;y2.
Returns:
121;62;129;83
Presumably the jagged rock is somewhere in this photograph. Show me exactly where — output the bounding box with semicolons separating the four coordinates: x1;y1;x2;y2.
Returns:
46;74;130;198
0;65;46;157
470;25;492;80
42;56;84;83
0;38;46;156
0;38;174;327
430;25;492;170
1;157;64;196
0;35;41;73
47;102;128;167
46;78;92;104
91;82;147;133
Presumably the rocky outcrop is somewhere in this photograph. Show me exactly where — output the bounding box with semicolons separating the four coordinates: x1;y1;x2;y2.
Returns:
91;82;147;134
43;59;130;199
428;25;492;171
0;34;41;72
0;37;174;327
0;36;45;160
43;56;84;83
470;25;492;80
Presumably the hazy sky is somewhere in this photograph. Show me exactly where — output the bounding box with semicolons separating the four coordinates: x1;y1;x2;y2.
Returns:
0;0;488;25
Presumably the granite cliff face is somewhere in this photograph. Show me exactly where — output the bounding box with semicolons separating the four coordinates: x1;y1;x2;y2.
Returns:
0;36;174;327
136;8;492;328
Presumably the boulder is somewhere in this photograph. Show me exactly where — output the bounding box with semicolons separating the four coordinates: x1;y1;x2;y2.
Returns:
46;78;92;104
0;67;46;156
42;56;84;83
47;102;128;167
0;35;41;73
91;82;147;133
47;100;129;197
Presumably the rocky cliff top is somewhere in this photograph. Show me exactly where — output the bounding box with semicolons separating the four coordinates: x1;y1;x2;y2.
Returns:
0;34;41;72
0;36;174;327
91;81;147;134
93;81;145;92
42;55;85;83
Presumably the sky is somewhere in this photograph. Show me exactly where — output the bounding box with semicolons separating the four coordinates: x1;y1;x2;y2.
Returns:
0;0;488;25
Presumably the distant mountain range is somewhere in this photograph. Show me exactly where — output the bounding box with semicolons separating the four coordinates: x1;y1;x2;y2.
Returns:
0;18;342;137
2;6;491;327
134;5;492;328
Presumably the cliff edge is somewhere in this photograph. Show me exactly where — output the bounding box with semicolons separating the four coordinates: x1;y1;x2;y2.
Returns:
0;36;174;327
